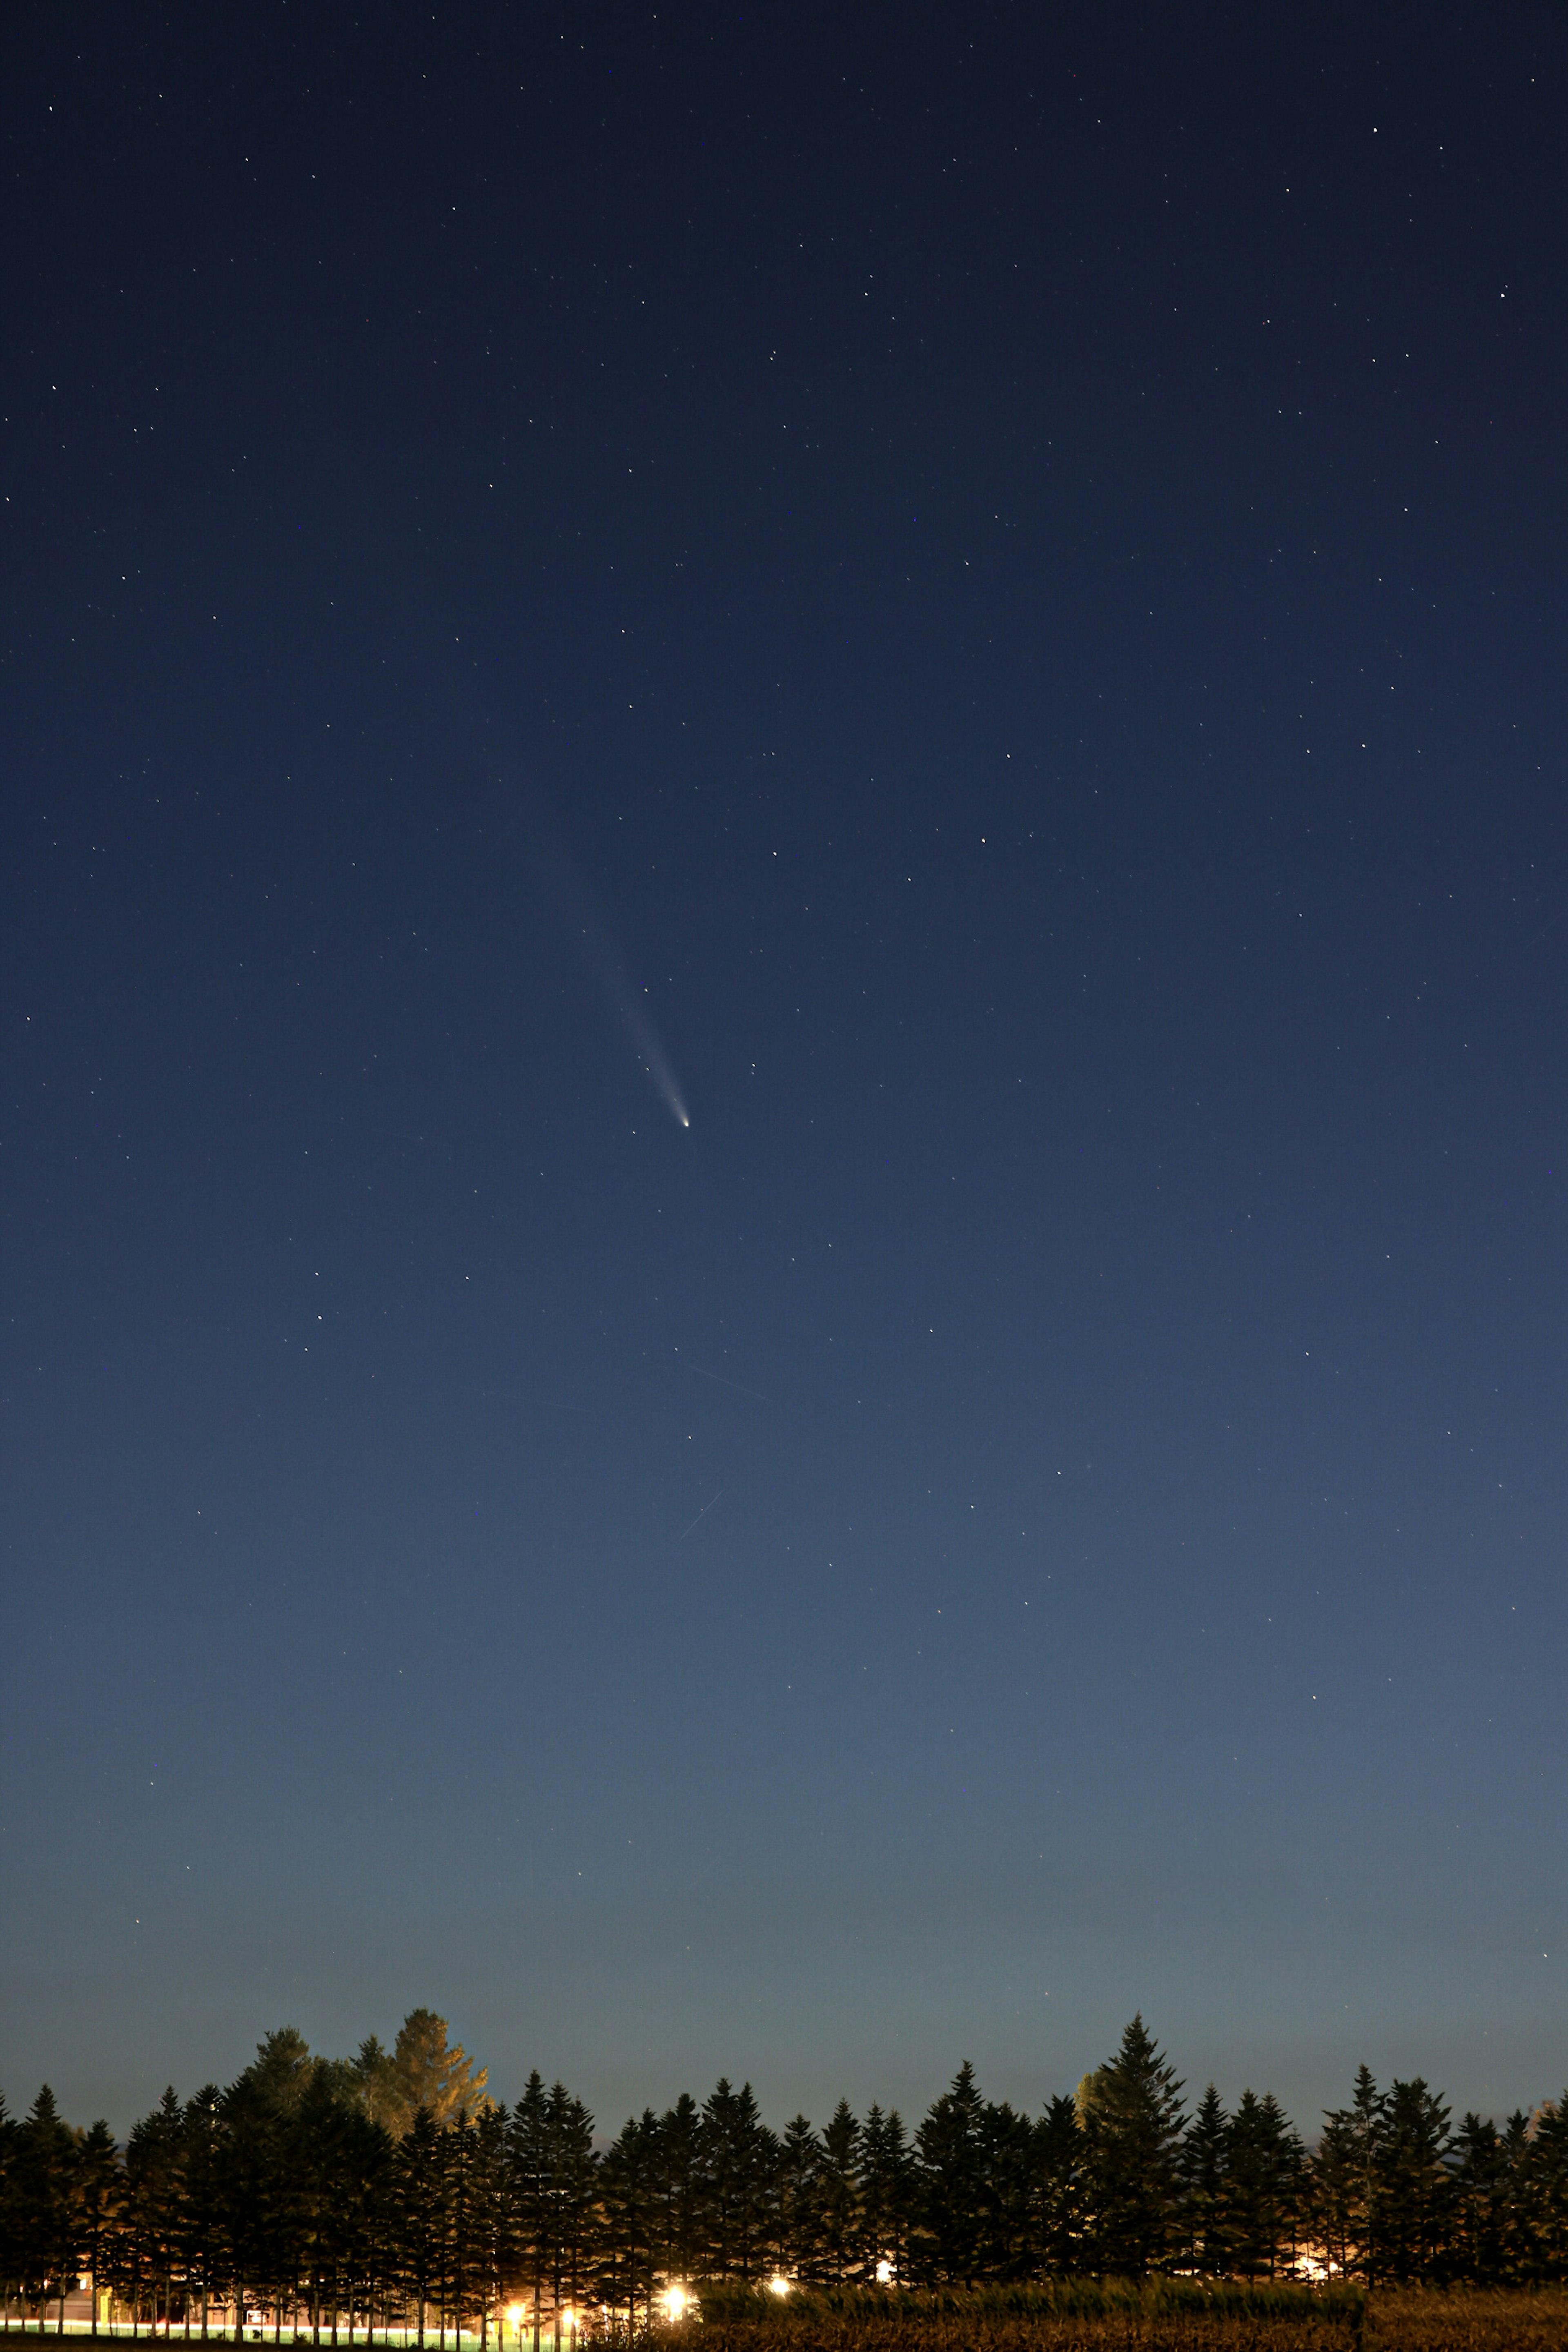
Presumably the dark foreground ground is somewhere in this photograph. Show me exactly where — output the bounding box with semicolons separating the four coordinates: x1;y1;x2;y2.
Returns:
687;2289;1568;2352
20;2292;1568;2352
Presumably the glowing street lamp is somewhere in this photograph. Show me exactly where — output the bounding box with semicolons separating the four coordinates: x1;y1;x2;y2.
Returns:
766;2278;792;2299
658;2287;690;2322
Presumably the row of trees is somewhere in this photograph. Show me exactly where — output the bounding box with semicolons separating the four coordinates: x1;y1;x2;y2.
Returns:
4;2013;1568;2338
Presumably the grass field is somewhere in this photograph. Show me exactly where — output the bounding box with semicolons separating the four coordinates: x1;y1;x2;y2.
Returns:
679;2283;1568;2352
11;2289;1568;2352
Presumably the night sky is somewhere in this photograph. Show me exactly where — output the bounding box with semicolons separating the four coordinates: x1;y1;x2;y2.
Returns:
4;5;1566;2140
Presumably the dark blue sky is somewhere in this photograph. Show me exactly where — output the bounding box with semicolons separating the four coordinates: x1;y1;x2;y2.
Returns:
3;3;1566;2139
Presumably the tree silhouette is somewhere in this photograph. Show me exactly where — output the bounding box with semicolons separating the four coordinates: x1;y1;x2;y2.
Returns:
815;2100;862;2284
14;2088;78;2329
1374;2078;1453;2282
1224;2090;1304;2279
1032;2095;1085;2277
388;2015;491;2140
913;2060;985;2284
20;2009;1568;2321
1180;2086;1228;2274
1081;2016;1185;2277
773;2116;817;2279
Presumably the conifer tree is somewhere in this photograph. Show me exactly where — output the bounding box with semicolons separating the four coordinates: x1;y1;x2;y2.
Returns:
178;2089;225;2336
1452;2113;1508;2282
914;2062;986;2284
345;2042;403;2138
1032;2095;1085;2277
857;2106;911;2286
75;2119;122;2334
814;2102;862;2283
1081;2018;1185;2278
468;2104;510;2343
125;2088;188;2332
973;2099;1035;2282
216;2071;282;2344
1374;2078;1453;2282
396;2107;445;2346
242;2033;317;2120
1498;2110;1536;2283
506;2074;552;2344
1528;2095;1568;2280
596;2112;661;2327
542;2083;597;2314
651;2094;704;2291
388;2017;491;2140
1312;2065;1383;2280
1224;2090;1303;2278
773;2117;818;2278
1179;2086;1228;2275
699;2081;775;2280
13;2088;78;2329
291;2068;356;2340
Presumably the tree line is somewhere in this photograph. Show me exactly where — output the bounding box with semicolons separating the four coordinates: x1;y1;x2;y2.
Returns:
4;2012;1568;2338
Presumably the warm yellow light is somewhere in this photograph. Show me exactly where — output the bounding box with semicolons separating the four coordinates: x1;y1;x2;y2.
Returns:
874;2261;893;2286
559;2313;578;2337
506;2310;525;2329
659;2286;690;2321
766;2277;791;2299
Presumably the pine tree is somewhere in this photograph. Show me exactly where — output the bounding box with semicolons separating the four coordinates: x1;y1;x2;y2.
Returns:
349;2105;398;2342
1374;2078;1453;2282
774;2117;818;2278
506;2074;552;2343
1312;2066;1382;2280
396;2107;445;2345
1529;2096;1568;2280
290;2068;356;2341
815;2102;861;2283
1453;2113;1509;2282
1082;2018;1185;2278
347;2042;404;2138
13;2087;78;2329
125;2089;188;2332
651;2094;704;2292
913;2062;985;2284
1033;2095;1085;2277
468;2104;510;2344
388;2016;491;2139
858;2107;911;2286
1224;2091;1303;2278
1179;2087;1229;2275
1499;2111;1536;2282
178;2089;225;2336
0;2091;16;2323
242;2032;317;2119
542;2083;597;2313
597;2112;661;2326
75;2119;122;2334
699;2081;775;2281
973;2099;1036;2281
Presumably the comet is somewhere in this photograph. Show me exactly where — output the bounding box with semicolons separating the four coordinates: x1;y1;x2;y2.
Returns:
519;795;692;1130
